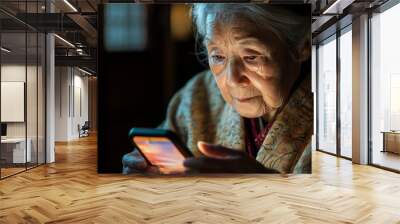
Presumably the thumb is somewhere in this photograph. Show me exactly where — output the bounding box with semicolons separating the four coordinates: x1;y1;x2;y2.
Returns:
197;141;241;159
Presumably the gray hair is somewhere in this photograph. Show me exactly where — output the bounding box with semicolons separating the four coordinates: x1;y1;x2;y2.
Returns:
191;4;310;63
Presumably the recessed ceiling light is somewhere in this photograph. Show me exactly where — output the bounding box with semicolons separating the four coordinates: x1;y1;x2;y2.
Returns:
77;67;92;76
1;47;11;53
322;0;354;15
54;34;75;48
63;0;78;12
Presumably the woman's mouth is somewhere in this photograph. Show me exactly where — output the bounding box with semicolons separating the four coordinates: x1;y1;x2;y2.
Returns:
234;96;259;102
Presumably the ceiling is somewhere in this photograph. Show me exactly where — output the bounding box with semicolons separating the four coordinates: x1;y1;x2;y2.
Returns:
0;0;100;72
0;0;393;72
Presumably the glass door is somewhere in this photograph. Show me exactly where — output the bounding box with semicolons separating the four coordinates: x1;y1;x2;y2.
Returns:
0;0;47;179
1;29;28;178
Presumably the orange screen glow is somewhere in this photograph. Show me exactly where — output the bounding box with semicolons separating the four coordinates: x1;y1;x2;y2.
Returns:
133;136;186;174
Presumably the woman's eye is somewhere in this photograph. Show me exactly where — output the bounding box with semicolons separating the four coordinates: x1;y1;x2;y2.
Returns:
244;55;258;62
210;55;226;64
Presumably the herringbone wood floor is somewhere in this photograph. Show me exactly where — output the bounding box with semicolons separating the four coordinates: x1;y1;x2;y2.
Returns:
1;135;400;224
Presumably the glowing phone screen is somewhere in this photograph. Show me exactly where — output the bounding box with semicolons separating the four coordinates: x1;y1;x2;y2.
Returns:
133;136;186;174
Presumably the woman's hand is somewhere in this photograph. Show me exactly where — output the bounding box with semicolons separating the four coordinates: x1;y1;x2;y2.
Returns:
183;141;278;173
122;149;160;174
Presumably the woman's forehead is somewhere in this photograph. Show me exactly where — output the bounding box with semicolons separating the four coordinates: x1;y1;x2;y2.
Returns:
202;14;283;51
204;22;261;44
206;15;257;35
204;26;275;51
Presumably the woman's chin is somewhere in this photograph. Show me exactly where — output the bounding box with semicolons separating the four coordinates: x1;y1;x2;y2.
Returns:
233;105;265;118
229;98;266;118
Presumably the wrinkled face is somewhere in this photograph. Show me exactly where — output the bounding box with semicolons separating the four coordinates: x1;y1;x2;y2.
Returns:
205;16;300;118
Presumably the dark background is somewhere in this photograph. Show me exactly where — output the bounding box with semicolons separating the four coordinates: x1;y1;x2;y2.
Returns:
98;3;311;173
98;4;205;173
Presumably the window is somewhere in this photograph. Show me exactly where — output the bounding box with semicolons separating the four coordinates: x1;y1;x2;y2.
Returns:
339;27;352;158
317;35;337;154
370;2;400;171
104;4;147;52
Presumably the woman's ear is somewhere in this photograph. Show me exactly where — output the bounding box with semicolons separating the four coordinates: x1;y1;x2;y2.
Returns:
295;37;311;62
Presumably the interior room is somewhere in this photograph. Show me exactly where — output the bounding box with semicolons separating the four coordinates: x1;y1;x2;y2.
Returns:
0;0;400;223
1;6;46;178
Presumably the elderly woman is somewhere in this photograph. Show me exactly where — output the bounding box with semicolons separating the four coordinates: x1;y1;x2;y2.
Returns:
122;3;313;174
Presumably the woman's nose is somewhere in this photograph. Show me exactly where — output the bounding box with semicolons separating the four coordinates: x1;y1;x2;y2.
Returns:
226;58;250;87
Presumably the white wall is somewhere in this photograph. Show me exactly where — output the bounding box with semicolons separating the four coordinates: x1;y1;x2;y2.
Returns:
55;66;89;141
1;65;40;137
1;65;27;142
55;66;69;141
72;72;89;138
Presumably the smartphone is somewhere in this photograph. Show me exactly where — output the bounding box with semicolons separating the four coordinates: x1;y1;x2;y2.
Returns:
129;128;193;174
